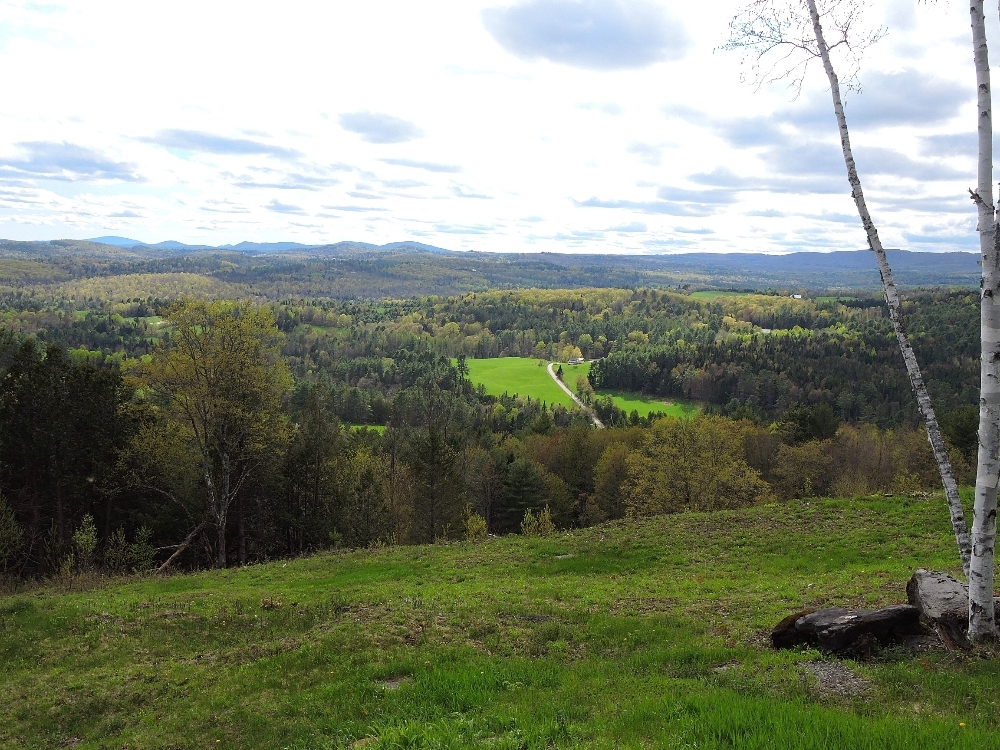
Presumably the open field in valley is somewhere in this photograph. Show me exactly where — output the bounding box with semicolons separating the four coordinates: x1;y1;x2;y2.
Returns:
689;291;755;300
464;357;578;409
464;358;699;418
598;389;701;419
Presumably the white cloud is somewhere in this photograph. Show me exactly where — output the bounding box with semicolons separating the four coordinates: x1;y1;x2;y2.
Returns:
0;0;984;253
482;0;690;71
339;112;425;144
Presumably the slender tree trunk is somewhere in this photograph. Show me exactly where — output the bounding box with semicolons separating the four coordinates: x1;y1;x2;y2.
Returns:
238;492;246;565
805;0;972;576
969;0;998;640
217;463;230;568
216;513;227;568
55;486;64;546
156;521;208;574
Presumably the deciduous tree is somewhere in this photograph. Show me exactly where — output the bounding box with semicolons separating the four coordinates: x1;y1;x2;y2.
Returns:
624;417;771;515
140;301;291;568
967;0;998;640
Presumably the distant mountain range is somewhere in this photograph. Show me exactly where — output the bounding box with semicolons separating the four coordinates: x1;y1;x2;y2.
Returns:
0;236;982;293
86;236;452;254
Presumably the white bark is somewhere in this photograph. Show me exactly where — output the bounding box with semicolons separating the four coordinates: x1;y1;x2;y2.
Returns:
804;0;972;576
969;0;998;641
155;521;208;575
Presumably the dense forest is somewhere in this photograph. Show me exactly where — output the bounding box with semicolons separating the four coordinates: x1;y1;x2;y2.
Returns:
2;282;977;427
0;279;982;580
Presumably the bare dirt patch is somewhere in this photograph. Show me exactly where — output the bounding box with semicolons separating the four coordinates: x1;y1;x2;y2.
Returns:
381;675;412;690
801;661;869;697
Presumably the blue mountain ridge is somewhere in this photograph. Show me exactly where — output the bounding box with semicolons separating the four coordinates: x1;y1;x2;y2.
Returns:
85;237;450;254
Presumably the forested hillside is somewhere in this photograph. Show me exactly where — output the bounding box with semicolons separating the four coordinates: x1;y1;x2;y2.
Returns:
4;284;977;427
0;240;981;300
0;282;982;580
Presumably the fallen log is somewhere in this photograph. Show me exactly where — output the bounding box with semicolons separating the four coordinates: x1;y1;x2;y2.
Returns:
771;605;921;654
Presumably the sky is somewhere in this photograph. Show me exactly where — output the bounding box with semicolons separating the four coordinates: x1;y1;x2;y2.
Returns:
0;0;992;254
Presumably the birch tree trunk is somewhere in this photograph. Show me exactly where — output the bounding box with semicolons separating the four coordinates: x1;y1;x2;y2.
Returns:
969;0;998;641
804;0;972;576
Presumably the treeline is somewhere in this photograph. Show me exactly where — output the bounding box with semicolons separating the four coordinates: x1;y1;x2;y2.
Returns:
279;289;980;428
0;302;972;582
1;288;982;429
0;303;589;578
586;292;979;427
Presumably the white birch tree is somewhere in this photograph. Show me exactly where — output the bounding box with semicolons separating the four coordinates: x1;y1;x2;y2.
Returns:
966;0;998;641
725;0;973;577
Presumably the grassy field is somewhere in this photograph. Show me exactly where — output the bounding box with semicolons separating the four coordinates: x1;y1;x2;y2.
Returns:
464;358;699;419
2;495;997;749
349;424;387;434
464;357;577;409
689;291;754;300
600;389;700;418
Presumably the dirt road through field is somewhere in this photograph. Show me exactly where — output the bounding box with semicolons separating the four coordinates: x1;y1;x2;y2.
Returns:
547;362;605;429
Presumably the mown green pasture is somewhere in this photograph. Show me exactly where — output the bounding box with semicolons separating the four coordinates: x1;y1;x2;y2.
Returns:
559;361;698;418
689;291;754;300
464;358;699;419
464;357;577;409
600;389;700;418
1;495;997;749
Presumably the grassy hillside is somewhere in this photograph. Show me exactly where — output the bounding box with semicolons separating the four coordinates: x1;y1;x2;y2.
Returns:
2;496;997;749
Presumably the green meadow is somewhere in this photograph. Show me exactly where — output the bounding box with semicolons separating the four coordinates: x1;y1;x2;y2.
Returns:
463;357;577;409
349;424;387;434
1;495;996;749
599;389;700;418
689;291;754;300
464;358;699;418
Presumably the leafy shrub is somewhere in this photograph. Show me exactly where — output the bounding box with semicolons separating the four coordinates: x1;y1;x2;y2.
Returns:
521;506;555;537
129;526;156;572
0;495;22;572
104;528;130;574
463;507;488;542
624;416;772;515
104;526;156;575
772;442;833;499
72;515;98;572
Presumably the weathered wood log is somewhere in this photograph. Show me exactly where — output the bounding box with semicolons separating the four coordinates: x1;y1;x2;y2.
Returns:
906;569;1000;650
771;605;921;654
770;609;815;649
803;605;921;653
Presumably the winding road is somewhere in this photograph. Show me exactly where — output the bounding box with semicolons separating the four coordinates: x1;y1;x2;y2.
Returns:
547;362;605;429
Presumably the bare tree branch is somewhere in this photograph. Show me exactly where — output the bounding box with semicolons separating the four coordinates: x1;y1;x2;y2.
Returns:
155;521;207;575
723;0;885;97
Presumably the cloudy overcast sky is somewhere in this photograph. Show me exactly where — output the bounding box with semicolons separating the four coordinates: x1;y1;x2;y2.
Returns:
0;0;991;253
